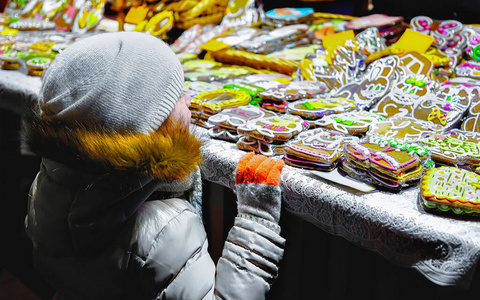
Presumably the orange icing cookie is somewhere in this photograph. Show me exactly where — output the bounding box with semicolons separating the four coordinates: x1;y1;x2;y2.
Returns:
420;166;480;216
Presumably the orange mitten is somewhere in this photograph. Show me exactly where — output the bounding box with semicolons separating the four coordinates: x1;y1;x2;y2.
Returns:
236;152;285;186
235;152;285;229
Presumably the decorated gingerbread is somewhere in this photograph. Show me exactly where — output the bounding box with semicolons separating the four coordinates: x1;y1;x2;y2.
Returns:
284;128;359;170
412;83;471;130
420;166;480;217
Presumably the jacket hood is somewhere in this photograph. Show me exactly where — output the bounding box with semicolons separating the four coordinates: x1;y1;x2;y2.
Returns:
23;113;203;182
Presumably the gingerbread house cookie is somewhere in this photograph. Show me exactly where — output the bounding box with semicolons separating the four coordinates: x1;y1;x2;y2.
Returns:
284;128;359;170
420;166;480;218
341;138;427;190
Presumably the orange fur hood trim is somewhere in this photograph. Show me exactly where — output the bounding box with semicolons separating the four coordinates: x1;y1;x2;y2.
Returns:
24;116;203;182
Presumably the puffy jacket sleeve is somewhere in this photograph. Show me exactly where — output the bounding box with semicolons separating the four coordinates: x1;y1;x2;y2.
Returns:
130;153;285;300
214;152;286;299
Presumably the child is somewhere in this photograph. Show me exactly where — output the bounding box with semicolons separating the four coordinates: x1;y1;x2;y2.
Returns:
24;31;286;299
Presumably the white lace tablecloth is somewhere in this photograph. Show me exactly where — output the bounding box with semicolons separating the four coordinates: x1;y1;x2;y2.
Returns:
2;70;480;289
198;129;480;289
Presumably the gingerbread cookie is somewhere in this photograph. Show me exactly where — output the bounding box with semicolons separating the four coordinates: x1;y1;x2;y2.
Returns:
412;83;471;130
456;61;480;80
346;14;403;31
261;100;287;114
355;27;387;56
184;80;221;98
420;166;480;218
191;88;251;115
312;110;385;136
341;138;426;189
258;80;326;102
287;97;356;120
410;16;466;52
237;114;308;143
284;128;359;171
420;129;480;169
463;25;480;62
264;7;314;26
298;40;367;91
370;73;437;119
367;116;444;142
206;105;277;141
461;85;480;132
236;136;287;157
330;55;400;110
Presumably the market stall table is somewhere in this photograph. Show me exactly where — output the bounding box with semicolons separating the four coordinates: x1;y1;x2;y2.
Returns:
2;67;480;291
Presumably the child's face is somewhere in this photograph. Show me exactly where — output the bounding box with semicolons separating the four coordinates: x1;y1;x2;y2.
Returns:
170;92;192;127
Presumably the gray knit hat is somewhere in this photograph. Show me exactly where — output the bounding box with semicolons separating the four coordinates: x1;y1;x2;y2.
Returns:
39;31;184;135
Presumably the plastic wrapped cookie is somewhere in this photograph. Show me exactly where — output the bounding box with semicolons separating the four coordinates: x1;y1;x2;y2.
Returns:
259;80;326;102
420;166;480;218
463;25;480;62
236;136;287;157
330;55;401;110
206;105;277;142
412;83;472;130
264;7;314;26
366;116;444;142
341;138;429;190
370;73;437;119
284;127;359;171
296;40;367;91
419;129;480;170
237;114;308;143
456;61;480;80
461;85;480;132
191;88;251;115
312;110;385;136
287;97;356;120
